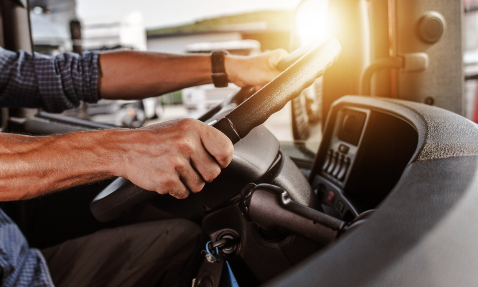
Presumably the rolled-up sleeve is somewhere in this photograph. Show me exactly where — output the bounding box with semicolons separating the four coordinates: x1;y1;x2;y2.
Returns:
0;47;100;113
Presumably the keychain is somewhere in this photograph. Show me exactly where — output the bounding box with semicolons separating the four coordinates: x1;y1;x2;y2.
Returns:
194;240;239;287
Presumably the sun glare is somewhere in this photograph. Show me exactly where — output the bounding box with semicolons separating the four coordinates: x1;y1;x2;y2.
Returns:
295;0;329;46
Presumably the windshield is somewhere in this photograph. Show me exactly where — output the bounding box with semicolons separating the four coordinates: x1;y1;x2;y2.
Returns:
29;0;328;161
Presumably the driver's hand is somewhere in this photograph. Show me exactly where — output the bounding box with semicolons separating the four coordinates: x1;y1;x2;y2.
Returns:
225;49;288;90
116;119;233;199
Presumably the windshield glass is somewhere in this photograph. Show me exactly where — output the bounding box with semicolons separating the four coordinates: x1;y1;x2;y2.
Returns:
29;0;326;161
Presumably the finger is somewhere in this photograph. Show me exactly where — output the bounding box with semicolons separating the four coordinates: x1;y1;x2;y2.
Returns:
190;146;222;183
155;172;191;199
176;159;207;193
167;178;191;199
268;48;289;68
199;124;234;168
169;183;191;199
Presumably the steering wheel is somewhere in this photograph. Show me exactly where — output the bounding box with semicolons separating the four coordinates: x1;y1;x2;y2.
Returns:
90;36;342;222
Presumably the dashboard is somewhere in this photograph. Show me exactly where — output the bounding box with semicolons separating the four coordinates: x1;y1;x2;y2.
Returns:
270;95;478;287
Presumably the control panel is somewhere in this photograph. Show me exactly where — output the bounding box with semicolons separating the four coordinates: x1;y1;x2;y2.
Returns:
311;104;417;221
313;107;369;220
321;108;369;184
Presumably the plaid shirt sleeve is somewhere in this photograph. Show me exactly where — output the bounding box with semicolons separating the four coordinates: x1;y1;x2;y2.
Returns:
0;47;100;113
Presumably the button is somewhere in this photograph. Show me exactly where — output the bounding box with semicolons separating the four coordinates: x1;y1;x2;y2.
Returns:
338;144;350;154
332;154;344;177
322;150;333;171
337;157;351;181
326;191;335;203
336;200;345;213
327;152;339;174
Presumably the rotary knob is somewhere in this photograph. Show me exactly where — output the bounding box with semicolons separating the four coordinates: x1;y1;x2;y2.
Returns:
418;11;446;43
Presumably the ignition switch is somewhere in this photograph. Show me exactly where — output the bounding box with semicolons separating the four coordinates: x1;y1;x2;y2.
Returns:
213;231;241;257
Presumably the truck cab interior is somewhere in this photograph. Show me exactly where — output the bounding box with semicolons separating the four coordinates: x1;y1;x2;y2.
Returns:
1;0;478;286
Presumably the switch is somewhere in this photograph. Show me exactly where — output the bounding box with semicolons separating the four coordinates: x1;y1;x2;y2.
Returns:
322;150;333;171
338;144;350;154
337;157;351;181
327;152;339;174
326;191;335;204
336;200;345;213
332;154;344;177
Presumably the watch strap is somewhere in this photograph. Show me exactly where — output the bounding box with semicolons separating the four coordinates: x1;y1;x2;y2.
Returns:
211;51;229;87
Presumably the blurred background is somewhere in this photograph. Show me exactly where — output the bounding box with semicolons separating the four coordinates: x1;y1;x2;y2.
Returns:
28;0;312;142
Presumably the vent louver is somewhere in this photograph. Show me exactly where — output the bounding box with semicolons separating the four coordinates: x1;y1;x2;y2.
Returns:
337;110;366;146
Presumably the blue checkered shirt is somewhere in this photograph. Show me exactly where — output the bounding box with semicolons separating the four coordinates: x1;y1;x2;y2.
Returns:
0;209;53;287
0;46;100;113
0;47;100;286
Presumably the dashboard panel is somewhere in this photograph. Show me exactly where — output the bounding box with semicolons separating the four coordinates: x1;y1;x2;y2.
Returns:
270;96;478;287
310;103;418;220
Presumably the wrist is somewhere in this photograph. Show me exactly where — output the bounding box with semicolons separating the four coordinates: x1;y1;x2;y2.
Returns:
68;130;124;179
101;128;138;178
224;55;240;86
105;128;162;180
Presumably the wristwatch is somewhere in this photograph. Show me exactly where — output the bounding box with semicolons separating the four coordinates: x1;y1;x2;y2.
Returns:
211;51;229;87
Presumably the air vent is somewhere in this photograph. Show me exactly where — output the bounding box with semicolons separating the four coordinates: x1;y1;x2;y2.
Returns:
337;109;366;146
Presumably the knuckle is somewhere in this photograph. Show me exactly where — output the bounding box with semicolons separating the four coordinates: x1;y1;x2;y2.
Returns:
160;176;177;191
204;166;221;182
163;154;185;171
176;138;195;155
177;118;198;132
171;188;190;199
225;142;234;157
216;143;234;167
190;181;205;193
155;183;170;195
173;158;189;173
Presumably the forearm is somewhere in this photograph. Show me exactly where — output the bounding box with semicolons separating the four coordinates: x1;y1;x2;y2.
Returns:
97;49;286;100
0;130;121;201
0;119;234;201
98;51;213;99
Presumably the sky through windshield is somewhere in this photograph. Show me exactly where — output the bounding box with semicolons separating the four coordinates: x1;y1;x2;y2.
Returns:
77;0;302;29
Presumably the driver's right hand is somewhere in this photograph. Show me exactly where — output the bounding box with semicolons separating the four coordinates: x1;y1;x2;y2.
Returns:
113;118;234;199
225;49;289;90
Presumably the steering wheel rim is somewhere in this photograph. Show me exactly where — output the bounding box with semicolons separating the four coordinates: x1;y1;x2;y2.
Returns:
196;86;256;123
90;36;342;222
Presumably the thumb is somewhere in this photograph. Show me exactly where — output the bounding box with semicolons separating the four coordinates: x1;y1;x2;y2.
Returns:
267;48;289;70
